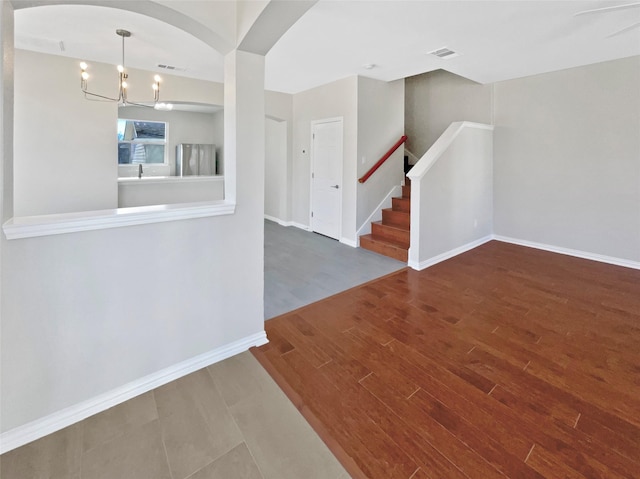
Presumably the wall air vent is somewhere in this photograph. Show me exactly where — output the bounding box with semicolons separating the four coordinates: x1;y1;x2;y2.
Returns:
428;47;460;59
157;64;186;72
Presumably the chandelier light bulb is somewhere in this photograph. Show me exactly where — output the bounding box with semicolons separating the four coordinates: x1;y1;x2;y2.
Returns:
79;29;167;108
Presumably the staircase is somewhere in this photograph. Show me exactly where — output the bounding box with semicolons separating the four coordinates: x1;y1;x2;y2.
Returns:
359;177;411;262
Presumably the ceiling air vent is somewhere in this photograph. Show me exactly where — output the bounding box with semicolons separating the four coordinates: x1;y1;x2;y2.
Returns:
428;47;460;59
157;64;186;72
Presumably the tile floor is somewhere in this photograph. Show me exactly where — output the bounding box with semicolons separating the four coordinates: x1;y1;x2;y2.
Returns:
264;220;405;319
0;352;349;479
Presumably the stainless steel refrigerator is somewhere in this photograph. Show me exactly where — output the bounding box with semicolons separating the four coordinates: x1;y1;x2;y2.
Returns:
175;143;216;176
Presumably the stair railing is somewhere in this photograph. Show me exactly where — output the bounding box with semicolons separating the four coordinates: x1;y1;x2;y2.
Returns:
358;135;408;183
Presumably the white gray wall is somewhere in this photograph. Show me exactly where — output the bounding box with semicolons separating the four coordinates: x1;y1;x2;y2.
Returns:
265;90;294;223
405;69;492;158
356;77;405;230
292;76;358;240
118;177;224;207
14;49;118;216
264;117;288;221
493;56;640;263
211;109;225;174
2;8;267;443
409;124;493;267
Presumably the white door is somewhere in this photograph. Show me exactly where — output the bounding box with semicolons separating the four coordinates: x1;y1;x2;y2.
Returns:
311;118;343;239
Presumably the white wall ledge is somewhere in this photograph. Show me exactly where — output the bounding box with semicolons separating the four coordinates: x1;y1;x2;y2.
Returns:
3;200;236;240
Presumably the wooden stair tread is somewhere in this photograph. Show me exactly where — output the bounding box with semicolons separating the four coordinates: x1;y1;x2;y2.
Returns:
359;175;412;262
372;220;409;233
371;221;410;247
360;234;408;262
382;208;410;229
392;197;410;212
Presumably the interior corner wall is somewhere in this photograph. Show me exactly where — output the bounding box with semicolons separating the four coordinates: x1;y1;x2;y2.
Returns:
292;76;358;235
14;49;117;216
356;76;405;230
405;69;492;158
493;56;640;263
265;90;294;223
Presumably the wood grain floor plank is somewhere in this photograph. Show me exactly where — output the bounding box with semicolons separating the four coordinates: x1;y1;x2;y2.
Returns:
253;241;640;479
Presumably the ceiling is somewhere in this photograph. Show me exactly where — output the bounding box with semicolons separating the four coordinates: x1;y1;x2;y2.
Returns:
14;1;640;94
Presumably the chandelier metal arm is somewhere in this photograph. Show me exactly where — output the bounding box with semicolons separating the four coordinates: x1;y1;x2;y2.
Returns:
79;29;163;109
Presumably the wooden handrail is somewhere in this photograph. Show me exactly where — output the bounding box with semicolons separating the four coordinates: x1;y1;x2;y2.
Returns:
358;135;408;184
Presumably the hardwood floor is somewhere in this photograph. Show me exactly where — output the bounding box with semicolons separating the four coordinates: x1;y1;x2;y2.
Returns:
252;241;640;479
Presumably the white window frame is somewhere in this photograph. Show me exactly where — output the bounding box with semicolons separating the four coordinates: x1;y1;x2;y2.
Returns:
117;118;170;177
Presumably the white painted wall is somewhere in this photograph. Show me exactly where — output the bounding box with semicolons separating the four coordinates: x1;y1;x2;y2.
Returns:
405;69;492;159
211;109;225;175
356;77;405;232
1;0;14;222
118;177;224;207
2;10;267;449
118;105;220;177
266;90;294;223
264;117;287;221
124;65;224;105
292;76;358;239
14;49;118;217
408;123;493;269
493;56;640;263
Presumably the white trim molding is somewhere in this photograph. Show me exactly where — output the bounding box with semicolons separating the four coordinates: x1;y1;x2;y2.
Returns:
264;214;292;227
493;235;640;270
407;121;494;182
0;331;268;455
356;185;402;238
340;237;358;248
290;221;311;231
3;200;236;240
408;235;493;271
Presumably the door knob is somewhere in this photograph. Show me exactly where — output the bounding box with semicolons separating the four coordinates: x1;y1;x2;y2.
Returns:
331;185;340;189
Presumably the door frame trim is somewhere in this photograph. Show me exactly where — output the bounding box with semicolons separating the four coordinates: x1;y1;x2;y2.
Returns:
309;117;344;239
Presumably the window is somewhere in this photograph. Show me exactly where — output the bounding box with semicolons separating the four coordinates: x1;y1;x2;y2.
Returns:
117;119;167;165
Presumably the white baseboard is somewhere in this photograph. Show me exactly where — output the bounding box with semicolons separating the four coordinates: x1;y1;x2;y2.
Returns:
340;237;358;248
493;235;640;270
264;216;312;232
291;221;311;231
408;235;493;271
0;331;268;455
264;214;291;227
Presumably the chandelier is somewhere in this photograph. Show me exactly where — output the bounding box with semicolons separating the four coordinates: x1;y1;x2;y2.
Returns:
79;29;172;110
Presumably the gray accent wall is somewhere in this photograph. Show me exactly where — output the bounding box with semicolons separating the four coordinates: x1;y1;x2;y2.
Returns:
405;69;492;158
493;56;640;262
